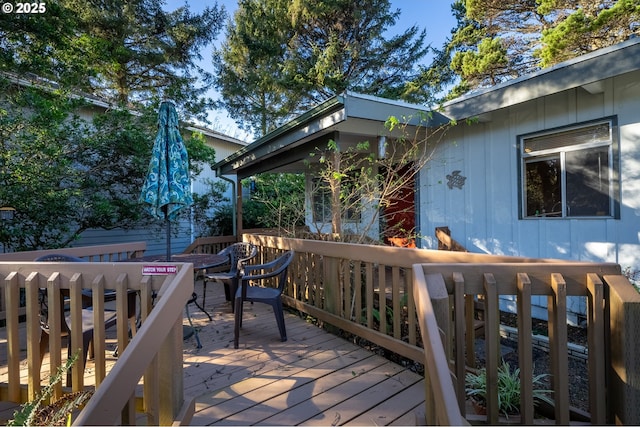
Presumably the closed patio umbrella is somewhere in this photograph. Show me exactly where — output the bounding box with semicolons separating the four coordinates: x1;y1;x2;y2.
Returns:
140;101;193;261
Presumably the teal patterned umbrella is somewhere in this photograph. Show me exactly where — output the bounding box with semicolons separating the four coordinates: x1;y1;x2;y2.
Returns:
140;101;193;260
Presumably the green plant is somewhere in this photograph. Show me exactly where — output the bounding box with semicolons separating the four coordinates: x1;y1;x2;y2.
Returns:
465;359;552;418
8;352;93;426
362;306;394;334
359;291;409;335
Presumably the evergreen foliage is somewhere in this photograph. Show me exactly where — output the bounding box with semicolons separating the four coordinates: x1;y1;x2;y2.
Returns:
214;0;429;136
0;0;222;250
419;0;640;100
241;173;306;234
0;80;216;250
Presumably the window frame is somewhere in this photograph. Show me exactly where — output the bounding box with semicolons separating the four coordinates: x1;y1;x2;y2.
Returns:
518;117;620;220
311;177;361;223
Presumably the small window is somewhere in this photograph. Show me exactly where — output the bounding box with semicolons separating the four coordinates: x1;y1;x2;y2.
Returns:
520;119;618;219
312;181;332;223
311;177;361;223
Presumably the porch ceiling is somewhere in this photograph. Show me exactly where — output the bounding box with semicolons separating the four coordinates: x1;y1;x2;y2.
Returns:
214;91;449;179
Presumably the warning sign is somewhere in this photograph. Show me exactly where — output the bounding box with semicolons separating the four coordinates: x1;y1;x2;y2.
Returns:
142;265;178;275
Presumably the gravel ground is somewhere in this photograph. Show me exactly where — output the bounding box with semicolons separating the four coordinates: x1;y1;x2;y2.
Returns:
326;309;591;416
495;312;590;413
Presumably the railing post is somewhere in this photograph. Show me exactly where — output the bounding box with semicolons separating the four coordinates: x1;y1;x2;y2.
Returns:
69;273;86;390
4;272;20;403
586;273;606;424
516;272;534;424
412;265;467;426
323;257;340;316
47;272;64;401
25;271;42;401
424;273;451;352
158;316;184;425
483;273;499;425
453;272;466;411
549;273;570;425
603;274;640;424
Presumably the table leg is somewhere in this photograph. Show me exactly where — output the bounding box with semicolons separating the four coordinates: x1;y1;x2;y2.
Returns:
184;296;202;349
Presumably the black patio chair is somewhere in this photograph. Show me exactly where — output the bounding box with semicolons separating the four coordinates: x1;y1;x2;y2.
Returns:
34;253;136;384
32;254;111;305
202;242;258;311
234;250;294;349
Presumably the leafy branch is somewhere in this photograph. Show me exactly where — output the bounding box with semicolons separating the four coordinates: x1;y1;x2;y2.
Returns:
8;351;94;426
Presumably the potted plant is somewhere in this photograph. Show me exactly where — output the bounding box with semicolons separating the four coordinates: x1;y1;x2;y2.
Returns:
465;359;552;419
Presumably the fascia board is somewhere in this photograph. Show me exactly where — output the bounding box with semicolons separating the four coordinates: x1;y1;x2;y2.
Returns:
441;38;640;120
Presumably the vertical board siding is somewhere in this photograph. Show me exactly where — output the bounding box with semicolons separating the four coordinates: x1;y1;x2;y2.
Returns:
418;70;640;317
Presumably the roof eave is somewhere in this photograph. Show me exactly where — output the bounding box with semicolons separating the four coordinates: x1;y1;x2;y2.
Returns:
441;38;640;120
213;94;345;175
213;91;451;177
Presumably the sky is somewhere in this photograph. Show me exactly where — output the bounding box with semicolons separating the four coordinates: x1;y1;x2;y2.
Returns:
164;0;457;139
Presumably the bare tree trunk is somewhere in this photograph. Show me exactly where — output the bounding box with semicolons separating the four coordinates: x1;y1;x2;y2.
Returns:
330;149;341;236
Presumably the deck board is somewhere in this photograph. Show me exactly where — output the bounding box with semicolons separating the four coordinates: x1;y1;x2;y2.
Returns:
345;381;426;426
1;279;426;426
186;280;425;426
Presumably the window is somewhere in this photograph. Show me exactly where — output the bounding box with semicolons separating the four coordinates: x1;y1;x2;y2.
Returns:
520;119;618;218
312;181;332;222
311;177;361;223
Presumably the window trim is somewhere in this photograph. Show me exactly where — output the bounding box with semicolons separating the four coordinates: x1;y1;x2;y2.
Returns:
517;117;620;220
311;177;361;223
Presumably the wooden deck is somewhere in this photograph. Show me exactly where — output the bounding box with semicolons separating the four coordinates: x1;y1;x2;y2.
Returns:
0;278;425;425
182;279;426;426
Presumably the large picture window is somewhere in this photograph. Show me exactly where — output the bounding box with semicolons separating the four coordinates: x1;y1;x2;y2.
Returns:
520;119;618;218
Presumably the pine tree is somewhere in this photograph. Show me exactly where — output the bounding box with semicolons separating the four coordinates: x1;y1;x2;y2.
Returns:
538;0;640;66
214;0;429;137
213;0;296;136
59;0;225;118
419;0;640;99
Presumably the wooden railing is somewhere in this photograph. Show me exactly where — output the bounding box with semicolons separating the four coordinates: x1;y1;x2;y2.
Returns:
0;253;195;424
215;233;640;425
412;262;468;426
0;241;146;262
412;262;640;425
0;242;148;323
232;234;561;364
183;235;237;255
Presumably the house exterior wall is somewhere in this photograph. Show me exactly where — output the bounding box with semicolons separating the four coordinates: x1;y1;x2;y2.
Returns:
418;70;640;322
72;220;193;255
191;138;241;200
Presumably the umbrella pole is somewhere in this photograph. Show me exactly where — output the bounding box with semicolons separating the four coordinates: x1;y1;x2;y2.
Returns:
165;119;171;263
166;216;171;262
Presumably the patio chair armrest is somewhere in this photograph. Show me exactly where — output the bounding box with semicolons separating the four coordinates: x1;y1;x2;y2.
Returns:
240;251;293;282
241;272;276;283
242;257;281;275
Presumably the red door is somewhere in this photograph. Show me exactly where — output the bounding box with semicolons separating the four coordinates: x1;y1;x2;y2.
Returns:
382;164;416;248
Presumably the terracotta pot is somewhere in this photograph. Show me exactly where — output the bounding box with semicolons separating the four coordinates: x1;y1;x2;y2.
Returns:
471;398;487;415
469;399;523;425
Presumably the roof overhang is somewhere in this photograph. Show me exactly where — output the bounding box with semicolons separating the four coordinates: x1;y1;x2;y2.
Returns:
214;91;449;178
441;38;640;120
214;38;640;179
184;124;247;147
